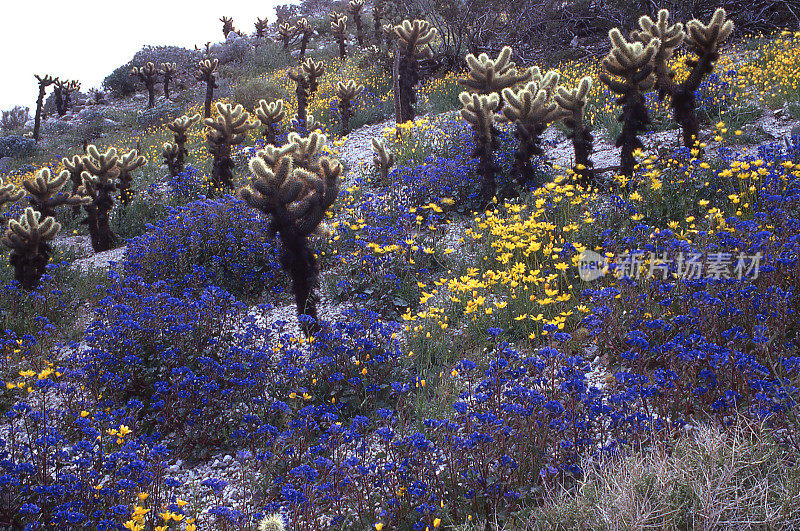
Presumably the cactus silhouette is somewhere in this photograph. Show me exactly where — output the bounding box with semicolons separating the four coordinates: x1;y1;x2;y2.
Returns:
255;17;269;42
205;102;259;192
499;68;562;191
160;62;177;100
23;168;89;219
54;79;80;116
632;8;733;149
331;13;348;59
131;62;160;108
220;16;236;38
600;29;659;178
336;80;364;135
279;21;297;51
167;114;201;174
0;177;24;228
256;99;286;146
242;132;341;336
296;18;314;59
371;137;394;183
349;0;365;46
196;59;219;119
373;0;385;45
460;92;501;205
116;149;147;205
555;77;595;188
62;155;88;216
33;74;56;142
2;208;61;290
394;20;438;124
289;69;311;133
301;58;326;98
460;46;531;98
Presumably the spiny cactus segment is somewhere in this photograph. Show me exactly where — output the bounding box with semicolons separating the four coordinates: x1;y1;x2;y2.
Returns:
394;20;438;124
33;74;56;142
116;149;147;205
242;131;341;336
554;77;595;188
330;13;348;59
23;167;89;219
196;59;219;119
348;0;365;46
160;63;177;100
600;29;659;178
336;80;364;135
163;142;181;178
1;207;61;290
204;103;259;192
296;18;314;58
633;8;733;148
288;69;311;133
79;145;122;252
131;62;160;108
220;16;236;38
499;70;562;191
255;17;269;41
460;92;500;205
371;137;394;183
301;58;326;98
256;99;286;146
166;114;201;174
0;177;24;227
279;21;297;51
460;46;532;98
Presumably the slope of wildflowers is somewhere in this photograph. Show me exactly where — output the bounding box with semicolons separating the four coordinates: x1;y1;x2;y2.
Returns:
1;27;800;531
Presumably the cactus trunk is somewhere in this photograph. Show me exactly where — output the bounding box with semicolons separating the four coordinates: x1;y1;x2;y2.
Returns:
300;34;310;59
282;237;321;337
354;16;364;46
33;85;46;142
9;247;50;290
55;86;65;117
163;74;171;100
398;55;417;123
618;90;649;178
210;143;235;191
204;83;214;119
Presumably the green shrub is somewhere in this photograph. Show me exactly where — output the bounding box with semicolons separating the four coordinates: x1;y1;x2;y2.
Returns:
231;77;291;112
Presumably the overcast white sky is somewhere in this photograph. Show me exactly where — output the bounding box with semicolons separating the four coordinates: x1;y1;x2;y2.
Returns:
1;1;289;111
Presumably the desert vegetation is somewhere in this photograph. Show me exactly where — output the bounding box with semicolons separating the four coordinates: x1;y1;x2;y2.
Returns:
1;2;800;530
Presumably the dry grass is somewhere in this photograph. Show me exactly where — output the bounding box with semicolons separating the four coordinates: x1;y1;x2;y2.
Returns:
455;422;800;530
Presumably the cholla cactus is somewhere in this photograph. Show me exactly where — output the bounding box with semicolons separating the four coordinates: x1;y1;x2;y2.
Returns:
0;177;24;228
62;155;88;215
205;103;259;192
633;8;733;148
220;16;236;38
258;514;286;531
255;17;269;41
296;18;314;59
330;13;348;59
116;149;147;205
394;20;438;124
371;137;394;183
196;59;219;119
256;99;286;146
288;69;311;132
373;0;385;45
33;74;56;142
600;29;659;177
382;23;394;49
242;132;341;336
278;21;296;51
167;114;201;173
131;62;160;108
336;80;364;135
23;167;89;219
499;69;562;191
460;92;500;205
63;80;81;113
1;208;61;289
555;77;595;188
348;0;365;46
160;63;177;100
460;46;532;97
54;79;80;116
163;142;181;177
80;145;121;252
301;58;325;98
